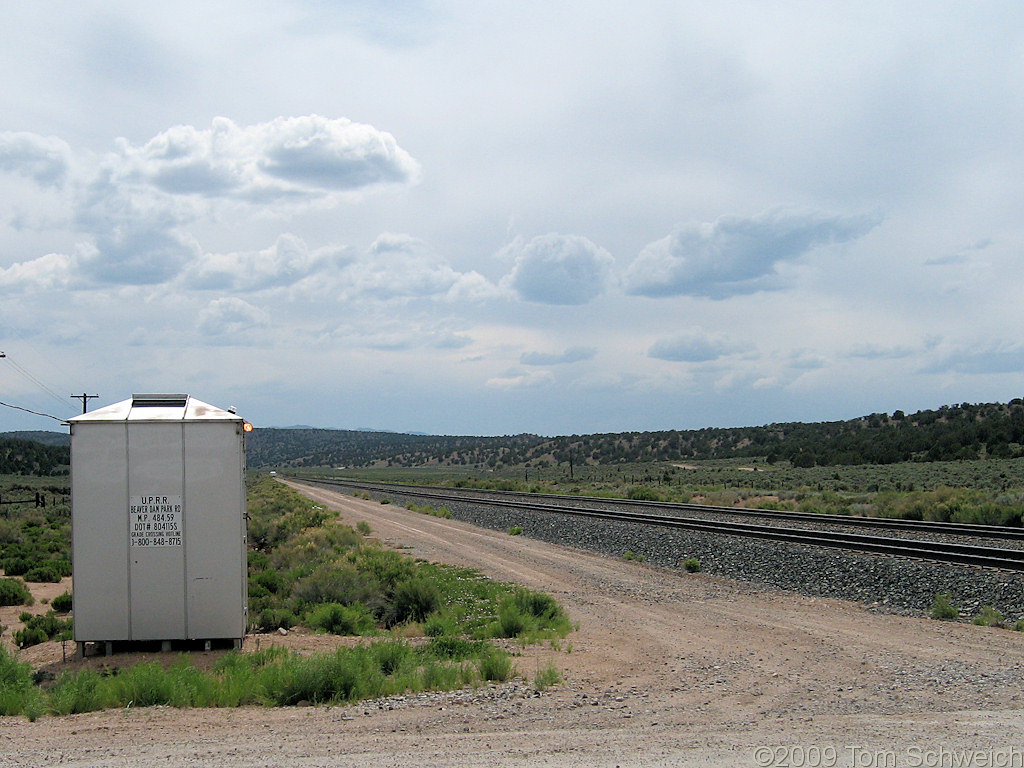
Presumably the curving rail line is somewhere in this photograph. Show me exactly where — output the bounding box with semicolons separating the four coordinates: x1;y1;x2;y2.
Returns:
288;476;1024;572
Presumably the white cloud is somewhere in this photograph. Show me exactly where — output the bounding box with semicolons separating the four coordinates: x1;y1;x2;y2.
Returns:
486;369;555;390
115;115;420;201
0;132;72;188
648;328;743;363
432;331;474;349
0;117;422;290
521;346;597;366
182;235;348;292
500;234;614;305
0;252;76;292
847;344;917;360
921;344;1024;375
624;207;881;299
197;297;270;338
923;238;993;267
445;271;504;302
333;233;480;301
790;351;826;370
81;226;202;285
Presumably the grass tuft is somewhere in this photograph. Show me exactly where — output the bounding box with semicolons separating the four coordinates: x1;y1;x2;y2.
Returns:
929;591;959;621
972;605;1005;628
534;663;562;690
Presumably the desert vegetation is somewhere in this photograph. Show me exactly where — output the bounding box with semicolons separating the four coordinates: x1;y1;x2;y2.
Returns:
245;477;570;641
0;475;572;718
0;637;524;720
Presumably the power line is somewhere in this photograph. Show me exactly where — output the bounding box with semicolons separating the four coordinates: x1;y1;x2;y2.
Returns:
9;359;72;410
0;351;78;416
0;399;66;423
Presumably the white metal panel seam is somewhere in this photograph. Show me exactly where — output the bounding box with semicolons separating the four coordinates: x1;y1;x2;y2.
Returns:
124;421;133;641
181;419;189;639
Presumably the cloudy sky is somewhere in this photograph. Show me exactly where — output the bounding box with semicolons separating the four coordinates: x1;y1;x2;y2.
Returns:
2;1;1023;436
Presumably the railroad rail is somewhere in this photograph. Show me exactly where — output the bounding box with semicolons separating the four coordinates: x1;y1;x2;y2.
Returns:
288;476;1024;572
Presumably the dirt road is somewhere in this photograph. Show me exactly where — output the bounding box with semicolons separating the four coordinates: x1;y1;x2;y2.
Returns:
4;482;1024;767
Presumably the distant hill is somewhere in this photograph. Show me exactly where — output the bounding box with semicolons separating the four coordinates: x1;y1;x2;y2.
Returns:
0;430;69;447
0;436;70;475
245;400;1024;470
245;428;544;469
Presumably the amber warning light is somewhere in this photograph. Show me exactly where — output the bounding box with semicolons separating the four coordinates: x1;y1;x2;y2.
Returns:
243;422;254;432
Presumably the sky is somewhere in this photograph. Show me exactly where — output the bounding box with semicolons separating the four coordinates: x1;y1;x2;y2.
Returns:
2;1;1023;436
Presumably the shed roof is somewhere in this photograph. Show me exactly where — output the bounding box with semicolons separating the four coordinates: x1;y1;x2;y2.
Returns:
68;394;242;423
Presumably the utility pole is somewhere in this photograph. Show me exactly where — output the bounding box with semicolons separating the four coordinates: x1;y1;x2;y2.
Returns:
71;393;98;414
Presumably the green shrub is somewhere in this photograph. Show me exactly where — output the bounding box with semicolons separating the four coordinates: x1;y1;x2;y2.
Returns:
13;627;48;649
351;546;414;591
290;565;382;610
51;591;72;613
0;578;32;607
406;503;451;519
23;565;62;583
388;577;440;625
305;603;376;636
259;647;379;705
425;636;483;660
682;557;701;573
509;588;563;623
13;611;72;648
0;645;43;719
507;526;523;536
0;557;33;577
422;613;457;637
253;569;283;595
252;607;299;632
356;521;372;536
47;668;112;715
930;592;959;621
493;605;527;638
622;551;645;562
1013;619;1024;632
371;641;411;675
478;648;514;682
420;662;464;691
972;605;1005;628
489;588;571;639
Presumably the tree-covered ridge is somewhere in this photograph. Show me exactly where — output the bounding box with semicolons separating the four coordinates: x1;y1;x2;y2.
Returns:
0;431;70;447
244;428;546;469
0;437;70;475
539;400;1024;468
246;400;1024;469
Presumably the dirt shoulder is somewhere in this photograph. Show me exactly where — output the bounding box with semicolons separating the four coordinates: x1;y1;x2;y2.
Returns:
3;482;1023;767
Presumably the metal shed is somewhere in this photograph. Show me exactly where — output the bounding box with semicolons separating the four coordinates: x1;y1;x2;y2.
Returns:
69;394;248;654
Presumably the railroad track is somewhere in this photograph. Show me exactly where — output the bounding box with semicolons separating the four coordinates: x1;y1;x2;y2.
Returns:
288;476;1024;572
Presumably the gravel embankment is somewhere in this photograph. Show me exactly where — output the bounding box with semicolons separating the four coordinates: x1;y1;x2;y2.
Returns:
345;484;1024;623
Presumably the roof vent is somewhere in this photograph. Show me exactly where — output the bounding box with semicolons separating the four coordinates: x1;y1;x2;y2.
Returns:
131;394;189;408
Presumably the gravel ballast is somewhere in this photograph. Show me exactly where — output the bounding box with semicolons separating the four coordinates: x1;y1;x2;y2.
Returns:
348;484;1024;624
